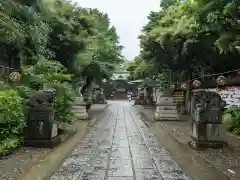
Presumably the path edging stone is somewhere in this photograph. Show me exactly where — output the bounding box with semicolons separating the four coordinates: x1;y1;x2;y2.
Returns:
17;120;89;180
17;104;109;180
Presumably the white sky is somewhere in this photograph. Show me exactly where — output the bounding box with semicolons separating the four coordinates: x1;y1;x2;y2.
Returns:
71;0;160;60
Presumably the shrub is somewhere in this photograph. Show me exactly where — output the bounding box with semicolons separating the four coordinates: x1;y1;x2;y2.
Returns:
223;107;240;135
22;59;76;124
0;90;25;155
0;80;9;91
46;82;76;123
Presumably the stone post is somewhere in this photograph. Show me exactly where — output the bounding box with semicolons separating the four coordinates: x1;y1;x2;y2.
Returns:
188;89;226;149
72;87;89;120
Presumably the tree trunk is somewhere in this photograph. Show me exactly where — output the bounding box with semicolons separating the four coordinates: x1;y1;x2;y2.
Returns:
185;70;192;114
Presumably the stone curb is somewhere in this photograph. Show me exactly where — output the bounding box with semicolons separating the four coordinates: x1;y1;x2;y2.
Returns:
224;132;240;152
17;120;89;180
150;111;240;153
141;111;186;146
17;104;110;180
140;110;227;180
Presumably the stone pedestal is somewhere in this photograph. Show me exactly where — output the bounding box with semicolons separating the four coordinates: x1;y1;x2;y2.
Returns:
189;123;225;149
72;97;89;120
154;97;180;121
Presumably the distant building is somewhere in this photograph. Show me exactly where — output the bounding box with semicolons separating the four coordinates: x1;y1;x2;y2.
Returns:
111;69;129;80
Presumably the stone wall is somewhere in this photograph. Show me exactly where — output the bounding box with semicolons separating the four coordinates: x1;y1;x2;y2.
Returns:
224;132;240;152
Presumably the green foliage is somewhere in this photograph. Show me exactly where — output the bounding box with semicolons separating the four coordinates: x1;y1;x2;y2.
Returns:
160;0;178;10
139;0;240;81
0;0;51;67
77;19;123;88
0;137;22;155
223;107;240;135
0;81;10;91
126;56;156;80
0;90;25;155
0;0;124;154
15;85;33;113
196;0;240;53
0;0;123;89
47;82;76;124
22;59;75;123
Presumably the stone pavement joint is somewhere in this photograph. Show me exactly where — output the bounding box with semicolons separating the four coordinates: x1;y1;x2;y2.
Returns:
50;101;190;180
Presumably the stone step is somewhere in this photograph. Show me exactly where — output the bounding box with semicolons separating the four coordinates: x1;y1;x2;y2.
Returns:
72;109;87;113
158;103;177;107
72;105;86;109
154;116;180;121
156;106;177;110
74;102;83;105
156;111;178;114
159;100;175;104
74;97;85;105
155;113;179;118
75;112;88;120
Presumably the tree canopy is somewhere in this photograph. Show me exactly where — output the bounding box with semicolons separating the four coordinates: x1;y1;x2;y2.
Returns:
0;0;123;89
138;0;240;82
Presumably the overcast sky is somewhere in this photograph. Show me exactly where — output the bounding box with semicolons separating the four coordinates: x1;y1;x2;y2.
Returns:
71;0;160;60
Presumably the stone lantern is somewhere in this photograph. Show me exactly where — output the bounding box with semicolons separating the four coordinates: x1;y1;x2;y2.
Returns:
24;88;61;148
172;88;186;114
189;89;226;149
72;96;89;120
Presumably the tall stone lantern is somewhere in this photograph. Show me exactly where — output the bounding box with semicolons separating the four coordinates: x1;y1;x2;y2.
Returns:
189;89;226;149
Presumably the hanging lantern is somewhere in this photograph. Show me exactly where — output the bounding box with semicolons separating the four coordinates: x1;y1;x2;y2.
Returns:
192;80;201;88
170;84;175;89
9;72;21;82
216;75;227;86
181;83;187;89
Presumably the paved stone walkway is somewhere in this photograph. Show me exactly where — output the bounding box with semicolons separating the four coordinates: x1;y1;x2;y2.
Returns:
50;101;190;180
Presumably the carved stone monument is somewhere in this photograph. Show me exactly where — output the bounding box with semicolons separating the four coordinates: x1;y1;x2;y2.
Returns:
154;89;180;120
189;89;226;149
24;88;61;148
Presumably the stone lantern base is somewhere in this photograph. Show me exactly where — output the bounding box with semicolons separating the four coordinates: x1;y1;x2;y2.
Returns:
154;97;180;121
188;123;225;149
188;136;223;149
24;117;61;148
24;135;61;148
72;97;89;120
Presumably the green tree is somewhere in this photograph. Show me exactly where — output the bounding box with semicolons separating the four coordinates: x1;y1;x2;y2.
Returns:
126;56;156;80
0;0;50;68
138;0;240;111
140;0;240;79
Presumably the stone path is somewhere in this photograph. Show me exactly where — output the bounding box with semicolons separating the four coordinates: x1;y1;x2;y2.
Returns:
50;101;190;180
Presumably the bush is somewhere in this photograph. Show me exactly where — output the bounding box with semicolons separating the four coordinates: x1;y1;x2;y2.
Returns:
223;107;240;135
0;90;25;155
0;81;9;91
46;82;76;123
22;59;76;124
